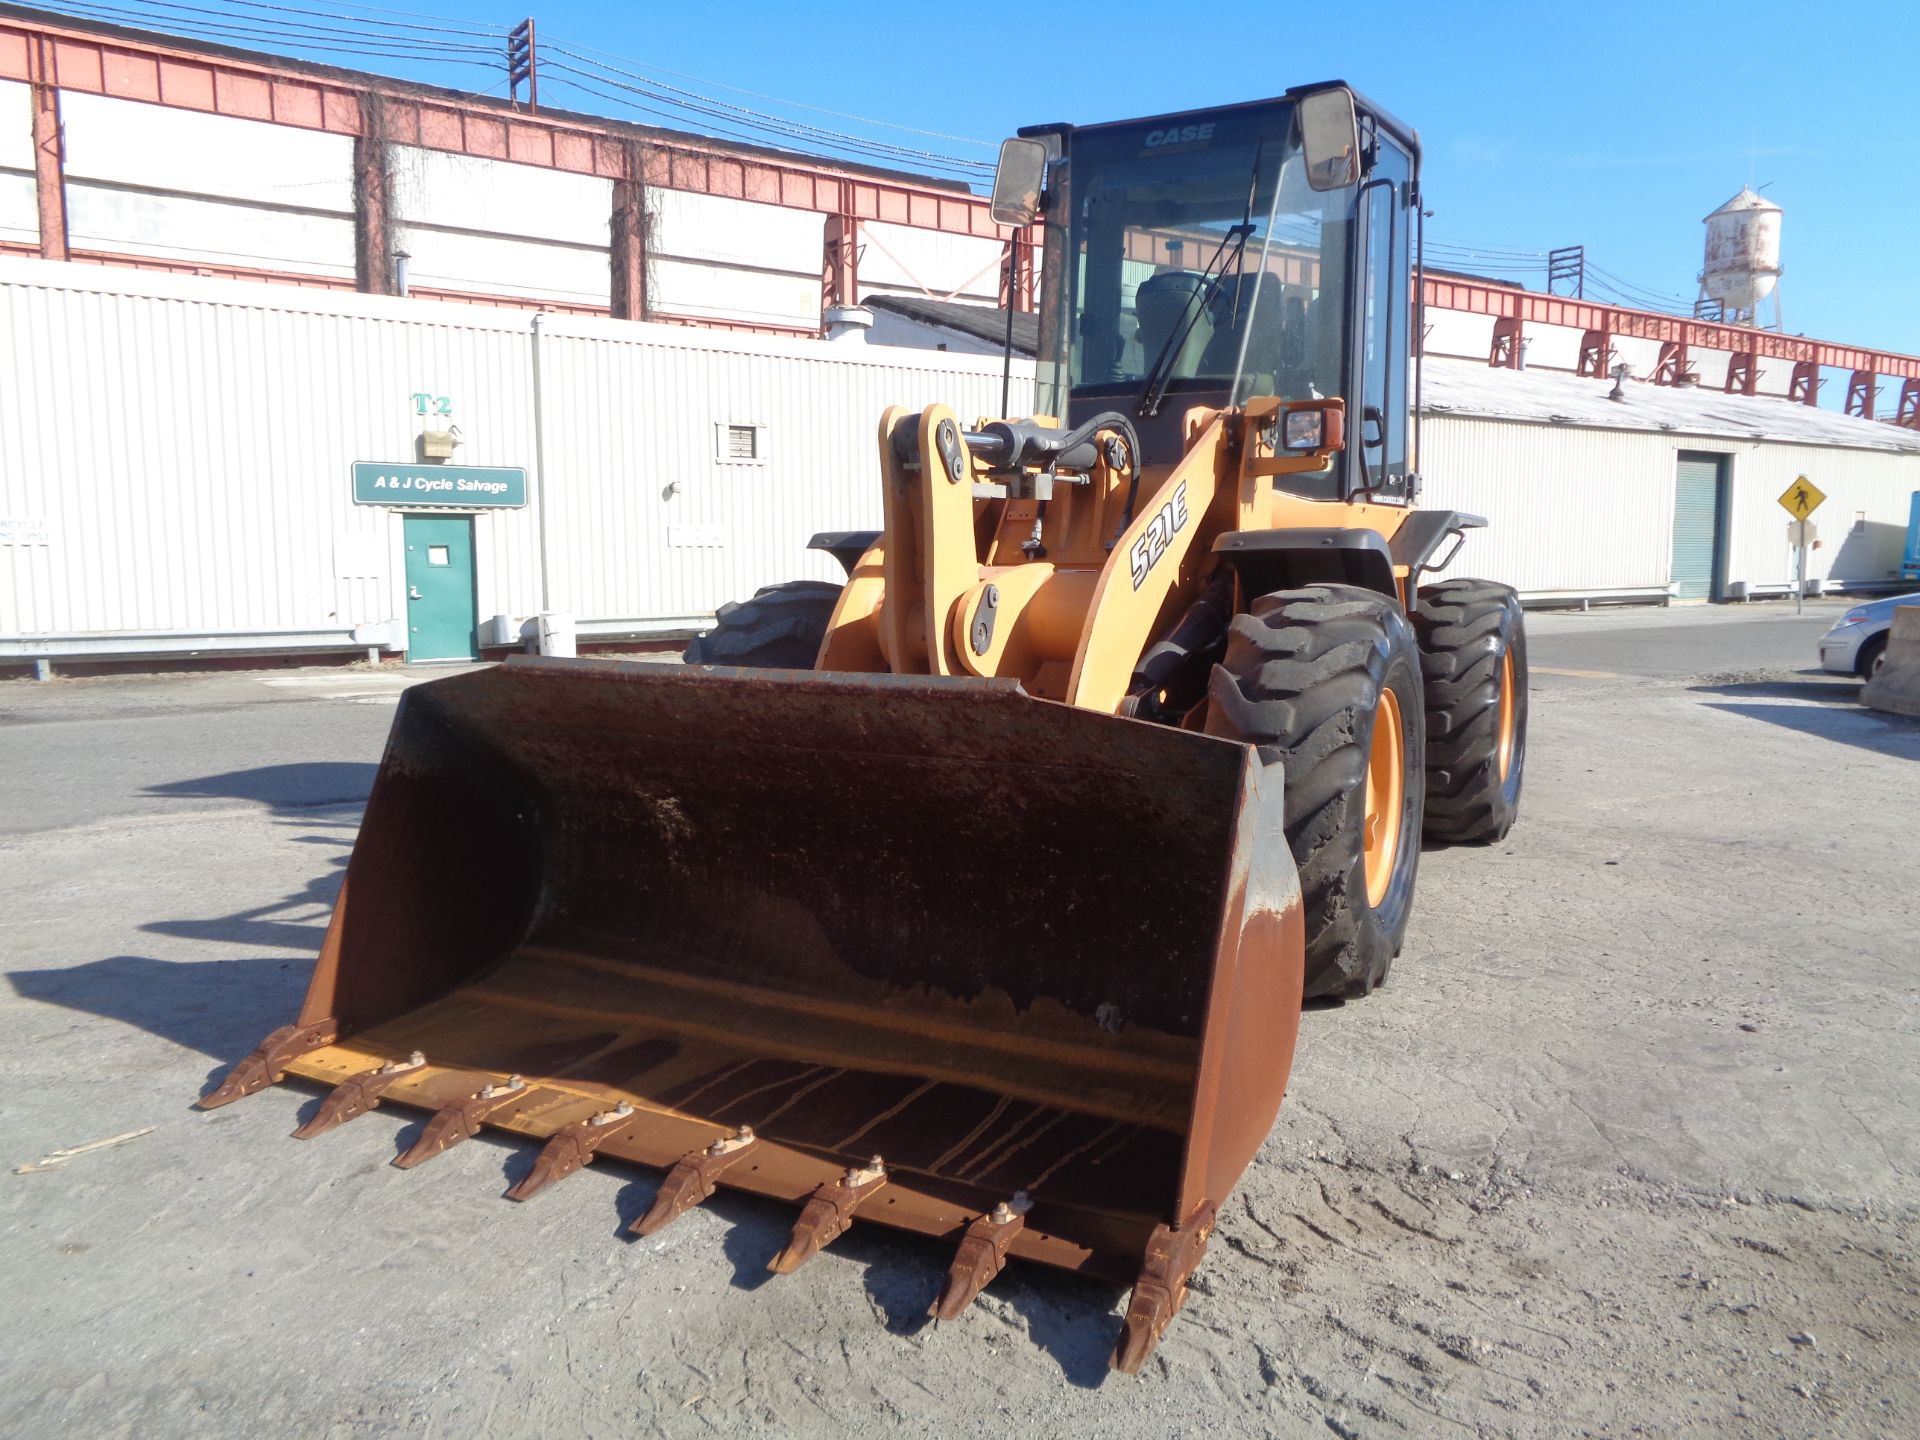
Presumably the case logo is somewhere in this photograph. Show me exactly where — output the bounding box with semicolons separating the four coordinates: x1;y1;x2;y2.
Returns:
1143;123;1216;148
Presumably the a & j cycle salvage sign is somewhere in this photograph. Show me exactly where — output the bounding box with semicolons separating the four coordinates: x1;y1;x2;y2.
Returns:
352;462;528;508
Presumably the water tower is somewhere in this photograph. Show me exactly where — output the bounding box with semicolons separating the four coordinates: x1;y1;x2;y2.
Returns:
1697;188;1784;328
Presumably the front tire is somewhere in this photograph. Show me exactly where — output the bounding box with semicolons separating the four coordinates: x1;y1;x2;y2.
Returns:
1857;633;1888;680
683;581;841;668
1205;585;1426;1000
1413;579;1528;845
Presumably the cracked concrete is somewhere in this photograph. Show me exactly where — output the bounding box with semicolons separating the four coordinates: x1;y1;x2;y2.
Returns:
1;606;1916;1436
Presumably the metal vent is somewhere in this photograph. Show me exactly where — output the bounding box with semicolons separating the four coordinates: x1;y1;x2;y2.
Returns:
717;422;765;463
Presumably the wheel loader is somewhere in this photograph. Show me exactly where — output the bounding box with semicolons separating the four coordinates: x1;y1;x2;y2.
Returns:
202;83;1528;1375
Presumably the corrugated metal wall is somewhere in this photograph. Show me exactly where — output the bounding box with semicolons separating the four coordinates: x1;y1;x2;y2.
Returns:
1420;416;1920;599
537;320;1031;620
6;257;1917;656
0;258;1029;646
1417;418;1680;596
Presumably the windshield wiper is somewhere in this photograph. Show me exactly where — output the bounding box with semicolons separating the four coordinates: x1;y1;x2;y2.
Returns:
1135;223;1253;420
1135;145;1265;420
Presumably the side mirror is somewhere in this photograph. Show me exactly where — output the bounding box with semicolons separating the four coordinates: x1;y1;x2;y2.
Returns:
989;138;1047;226
1298;89;1361;191
1281;399;1345;453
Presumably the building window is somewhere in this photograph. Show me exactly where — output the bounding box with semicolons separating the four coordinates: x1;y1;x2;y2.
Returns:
716;421;768;464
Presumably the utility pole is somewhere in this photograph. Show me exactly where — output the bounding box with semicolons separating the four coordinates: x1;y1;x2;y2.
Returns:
1547;245;1585;299
507;19;538;111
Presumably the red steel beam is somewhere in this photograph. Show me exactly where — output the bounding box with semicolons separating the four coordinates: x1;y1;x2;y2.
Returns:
1422;274;1920;382
7;14;1916;380
25;31;68;260
0;12;1007;240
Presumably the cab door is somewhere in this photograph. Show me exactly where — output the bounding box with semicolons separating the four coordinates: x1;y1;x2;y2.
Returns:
1352;137;1414;501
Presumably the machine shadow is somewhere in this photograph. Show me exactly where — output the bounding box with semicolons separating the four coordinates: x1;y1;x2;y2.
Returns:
1692;682;1920;760
6;763;377;1067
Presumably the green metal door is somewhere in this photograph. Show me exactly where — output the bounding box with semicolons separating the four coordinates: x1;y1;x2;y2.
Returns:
403;514;478;661
1670;453;1726;600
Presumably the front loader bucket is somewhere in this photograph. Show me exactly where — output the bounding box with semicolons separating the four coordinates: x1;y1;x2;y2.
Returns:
210;658;1303;1365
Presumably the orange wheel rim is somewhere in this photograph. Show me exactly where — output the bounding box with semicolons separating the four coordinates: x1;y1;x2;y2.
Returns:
1363;687;1405;908
1496;651;1517;782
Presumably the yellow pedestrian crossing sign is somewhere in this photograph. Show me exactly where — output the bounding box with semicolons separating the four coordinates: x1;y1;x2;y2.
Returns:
1778;476;1826;519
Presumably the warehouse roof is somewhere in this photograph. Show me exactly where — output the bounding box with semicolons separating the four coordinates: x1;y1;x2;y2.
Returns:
867;296;1040;356
1421;357;1920;454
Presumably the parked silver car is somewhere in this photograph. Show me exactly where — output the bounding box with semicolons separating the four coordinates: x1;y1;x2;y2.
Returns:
1818;592;1920;678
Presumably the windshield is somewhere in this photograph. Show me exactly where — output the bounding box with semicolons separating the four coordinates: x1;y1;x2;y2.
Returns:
1034;103;1354;420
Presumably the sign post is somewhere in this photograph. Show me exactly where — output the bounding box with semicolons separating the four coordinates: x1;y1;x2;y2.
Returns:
1776;476;1827;614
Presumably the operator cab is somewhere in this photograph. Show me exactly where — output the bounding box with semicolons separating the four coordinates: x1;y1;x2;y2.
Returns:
1001;86;1420;502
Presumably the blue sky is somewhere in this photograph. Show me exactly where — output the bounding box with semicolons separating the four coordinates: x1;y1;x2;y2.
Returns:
65;0;1920;357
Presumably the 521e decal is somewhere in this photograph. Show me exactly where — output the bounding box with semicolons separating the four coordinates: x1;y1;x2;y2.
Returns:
1127;482;1190;590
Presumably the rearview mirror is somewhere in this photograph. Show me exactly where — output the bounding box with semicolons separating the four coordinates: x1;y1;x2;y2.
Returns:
1298;89;1361;191
989;138;1047;226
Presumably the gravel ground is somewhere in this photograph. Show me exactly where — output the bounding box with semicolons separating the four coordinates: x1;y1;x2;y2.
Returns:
1;606;1916;1438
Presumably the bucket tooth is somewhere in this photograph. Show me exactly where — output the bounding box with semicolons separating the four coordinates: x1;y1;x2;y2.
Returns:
392;1075;526;1169
1111;1203;1216;1376
630;1126;758;1237
930;1193;1031;1321
768;1157;888;1275
197;1019;339;1110
292;1052;426;1139
505;1103;637;1201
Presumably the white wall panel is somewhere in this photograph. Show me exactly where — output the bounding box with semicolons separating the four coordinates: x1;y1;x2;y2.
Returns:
651;189;821;273
5;257;1908;658
0;173;35;249
394;226;611;305
0;79;31;169
1422;417;1920;599
857;221;1002;301
650;255;820;329
1422;308;1492;361
1718;441;1918;589
390;147;610;248
0;260;537;639
535;316;1030;620
1419;418;1678;596
60;92;353;212
0;258;1035;649
65;183;355;277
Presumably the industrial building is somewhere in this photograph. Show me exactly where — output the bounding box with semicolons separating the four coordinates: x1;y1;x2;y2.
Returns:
2;7;1919;673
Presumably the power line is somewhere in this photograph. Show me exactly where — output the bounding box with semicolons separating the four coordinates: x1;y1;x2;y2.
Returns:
547;34;993;149
41;0;500;66
543;46;990;175
166;0;503;41
539;63;986;182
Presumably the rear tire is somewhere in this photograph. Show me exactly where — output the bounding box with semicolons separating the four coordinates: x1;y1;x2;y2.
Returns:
683;581;841;668
1857;633;1888;680
1205;585;1426;1000
1413;579;1528;844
